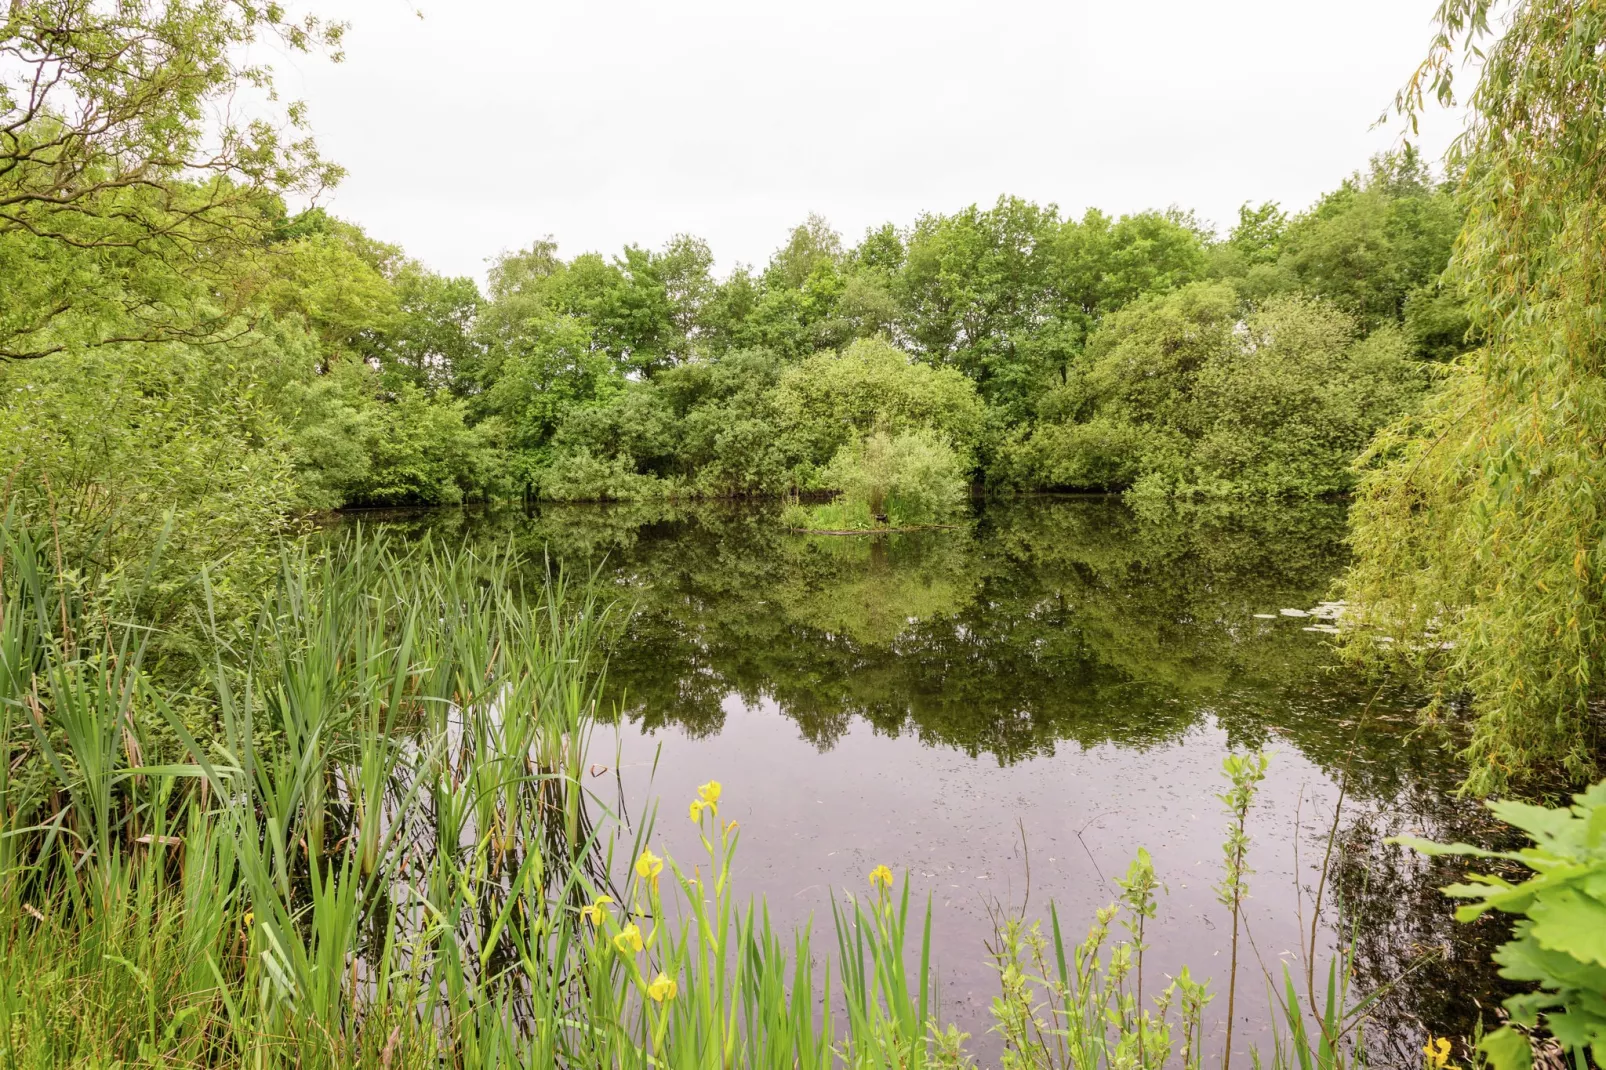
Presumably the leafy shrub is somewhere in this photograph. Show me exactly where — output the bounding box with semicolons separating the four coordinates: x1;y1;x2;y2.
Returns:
793;429;967;528
549;386;681;478
287;363;503;508
689;416;792;496
664;349;793;495
1015;285;1426;497
1000;416;1186;492
0;336;307;633
1395;781;1606;1070
773;337;988;474
349;386;503;506
537;449;679;502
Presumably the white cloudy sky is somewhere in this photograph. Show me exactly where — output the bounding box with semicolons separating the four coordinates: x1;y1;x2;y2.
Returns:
276;0;1465;281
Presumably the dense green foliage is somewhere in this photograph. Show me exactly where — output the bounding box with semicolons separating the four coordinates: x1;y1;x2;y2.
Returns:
997;286;1426;497
3;76;1469;564
456;161;1457;503
1342;0;1606;791
0;0;344;362
1398;781;1606;1070
783;428;969;530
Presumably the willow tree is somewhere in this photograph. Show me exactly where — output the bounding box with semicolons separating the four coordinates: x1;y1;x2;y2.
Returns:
1344;0;1606;789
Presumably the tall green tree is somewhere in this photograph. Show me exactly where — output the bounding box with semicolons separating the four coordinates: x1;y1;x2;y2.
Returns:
1277;150;1463;332
385;266;483;393
898;196;1061;409
898;199;1208;418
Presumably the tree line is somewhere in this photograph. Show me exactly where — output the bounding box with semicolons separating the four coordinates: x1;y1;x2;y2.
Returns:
0;148;1469;532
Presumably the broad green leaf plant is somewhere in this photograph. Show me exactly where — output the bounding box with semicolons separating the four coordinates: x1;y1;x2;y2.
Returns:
1395;782;1606;1070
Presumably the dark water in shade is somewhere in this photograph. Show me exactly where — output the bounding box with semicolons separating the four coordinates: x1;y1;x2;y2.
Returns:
354;495;1517;1067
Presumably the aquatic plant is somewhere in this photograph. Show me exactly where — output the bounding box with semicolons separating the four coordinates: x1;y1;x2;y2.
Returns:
983;848;1209;1070
1217;750;1269;1070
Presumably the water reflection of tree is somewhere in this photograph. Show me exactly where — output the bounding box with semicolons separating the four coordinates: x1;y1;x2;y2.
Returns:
406;496;1381;763
1328;780;1521;1067
345;498;1430;779
774;534;977;647
618;498;1356;756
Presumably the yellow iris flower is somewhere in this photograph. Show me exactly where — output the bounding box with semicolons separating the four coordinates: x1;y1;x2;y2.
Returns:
869;865;894;891
647;972;679;1002
697;780;722;806
579;895;614;926
1423;1038;1453;1070
689;799;706;822
636;848;664;891
613;922;644;955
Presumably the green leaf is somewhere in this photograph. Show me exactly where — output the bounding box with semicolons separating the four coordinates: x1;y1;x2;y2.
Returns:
1528;889;1606;967
1477;1026;1533;1070
1386;834;1521;861
1545;1006;1606;1053
1488;801;1581;847
1493;929;1606;992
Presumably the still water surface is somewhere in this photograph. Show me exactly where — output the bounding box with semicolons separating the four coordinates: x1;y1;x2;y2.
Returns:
362;496;1511;1066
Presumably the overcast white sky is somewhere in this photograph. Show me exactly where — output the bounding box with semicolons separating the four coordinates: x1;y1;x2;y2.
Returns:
279;0;1464;281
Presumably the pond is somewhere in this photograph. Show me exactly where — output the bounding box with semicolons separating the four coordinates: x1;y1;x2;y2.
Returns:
353;495;1513;1066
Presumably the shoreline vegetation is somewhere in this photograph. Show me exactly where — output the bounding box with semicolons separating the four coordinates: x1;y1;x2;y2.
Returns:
3;514;1599;1069
0;513;1575;1070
